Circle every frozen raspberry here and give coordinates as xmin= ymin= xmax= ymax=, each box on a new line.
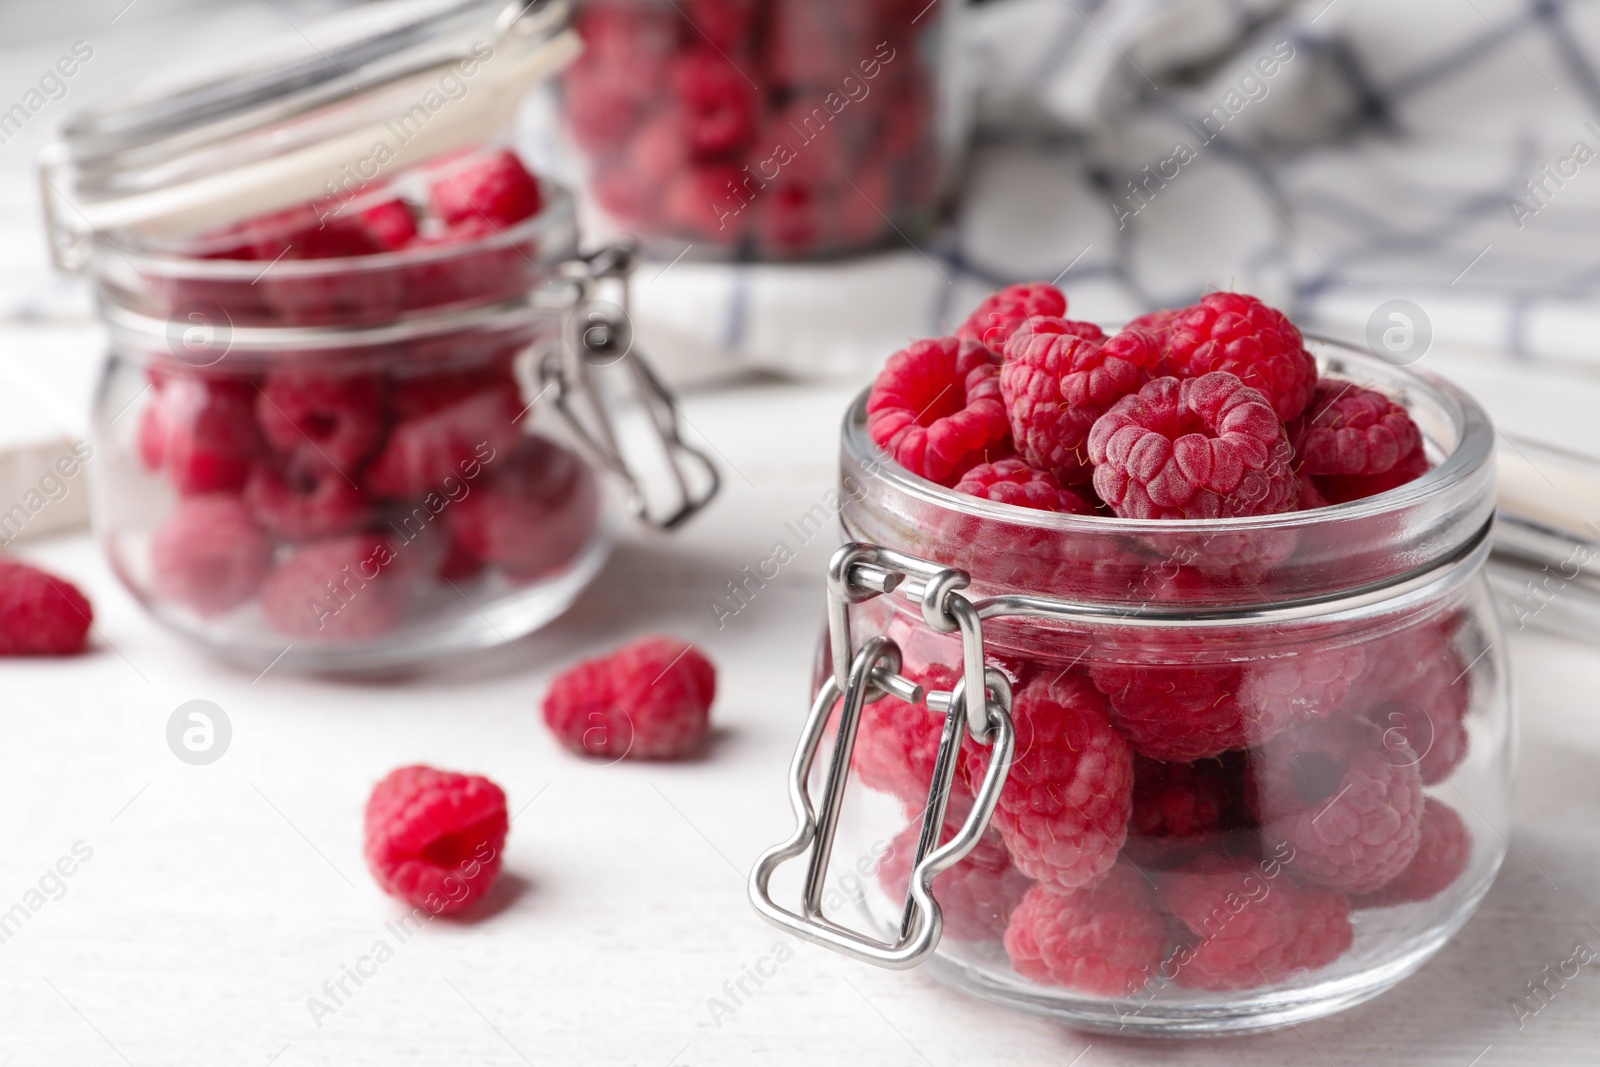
xmin=356 ymin=199 xmax=418 ymax=250
xmin=1091 ymin=650 xmax=1286 ymax=761
xmin=1164 ymin=854 xmax=1353 ymax=990
xmin=1354 ymin=799 xmax=1472 ymax=907
xmin=1316 ymin=441 xmax=1429 ymax=504
xmin=364 ymin=765 xmax=508 ymax=915
xmin=245 ymin=456 xmax=370 ymax=541
xmin=1000 ymin=322 xmax=1161 ymax=486
xmin=1125 ymin=756 xmax=1231 ymax=868
xmin=955 ymin=283 xmax=1068 ymax=352
xmin=256 ymin=370 xmax=386 ymax=473
xmin=1005 ymin=864 xmax=1165 ymax=996
xmin=1089 ymin=373 xmax=1296 ymax=520
xmin=446 ymin=435 xmax=599 ymax=580
xmin=542 ymin=637 xmax=716 ymax=760
xmin=867 ymin=337 xmax=1011 ymax=486
xmin=960 ymin=673 xmax=1133 ymax=892
xmin=853 ymin=664 xmax=964 ymax=808
xmin=150 ymin=495 xmax=272 ymax=617
xmin=366 ymin=373 xmax=522 ymax=500
xmin=154 ymin=378 xmax=263 ymax=495
xmin=429 ymin=150 xmax=545 ymax=228
xmin=1292 ymin=381 xmax=1422 ymax=477
xmin=671 ymin=50 xmax=760 ymax=159
xmin=0 ymin=560 xmax=91 ymax=655
xmin=1352 ymin=623 xmax=1470 ymax=785
xmin=1163 ymin=293 xmax=1317 ymax=422
xmin=953 ymin=459 xmax=1095 ymax=513
xmin=1240 ymin=644 xmax=1367 ymax=724
xmin=1259 ymin=738 xmax=1425 ymax=895
xmin=877 ymin=799 xmax=1031 ymax=941
xmin=260 ymin=534 xmax=411 ymax=641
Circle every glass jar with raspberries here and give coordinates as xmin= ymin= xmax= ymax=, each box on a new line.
xmin=752 ymin=285 xmax=1510 ymax=1035
xmin=559 ymin=0 xmax=966 ymax=259
xmin=45 ymin=0 xmax=716 ymax=671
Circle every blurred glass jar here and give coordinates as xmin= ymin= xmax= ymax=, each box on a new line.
xmin=752 ymin=342 xmax=1511 ymax=1034
xmin=43 ymin=0 xmax=716 ymax=671
xmin=559 ymin=0 xmax=969 ymax=259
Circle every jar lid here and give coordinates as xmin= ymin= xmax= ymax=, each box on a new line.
xmin=41 ymin=0 xmax=579 ymax=266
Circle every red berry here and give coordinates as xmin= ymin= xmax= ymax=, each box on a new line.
xmin=355 ymin=199 xmax=418 ymax=250
xmin=429 ymin=150 xmax=545 ymax=228
xmin=0 ymin=559 xmax=92 ymax=655
xmin=364 ymin=765 xmax=508 ymax=915
xmin=1295 ymin=467 xmax=1329 ymax=510
xmin=150 ymin=495 xmax=273 ymax=617
xmin=155 ymin=378 xmax=263 ymax=495
xmin=1352 ymin=621 xmax=1471 ymax=785
xmin=1163 ymin=854 xmax=1353 ymax=990
xmin=1239 ymin=643 xmax=1367 ymax=724
xmin=961 ymin=672 xmax=1133 ymax=892
xmin=260 ymin=534 xmax=411 ymax=641
xmin=953 ymin=458 xmax=1095 ymax=513
xmin=1316 ymin=440 xmax=1429 ymax=504
xmin=877 ymin=799 xmax=1031 ymax=941
xmin=1163 ymin=293 xmax=1317 ymax=422
xmin=867 ymin=337 xmax=1011 ymax=486
xmin=1091 ymin=654 xmax=1281 ymax=761
xmin=1291 ymin=380 xmax=1423 ymax=477
xmin=1000 ymin=322 xmax=1160 ymax=485
xmin=685 ymin=0 xmax=759 ymax=51
xmin=852 ymin=663 xmax=966 ymax=809
xmin=1354 ymin=798 xmax=1472 ymax=907
xmin=245 ymin=455 xmax=370 ymax=541
xmin=446 ymin=435 xmax=600 ymax=580
xmin=955 ymin=283 xmax=1068 ymax=352
xmin=366 ymin=373 xmax=522 ymax=500
xmin=1005 ymin=864 xmax=1166 ymax=996
xmin=670 ymin=50 xmax=760 ymax=159
xmin=257 ymin=370 xmax=386 ymax=474
xmin=1124 ymin=756 xmax=1232 ymax=868
xmin=1089 ymin=372 xmax=1296 ymax=519
xmin=1124 ymin=307 xmax=1182 ymax=350
xmin=542 ymin=637 xmax=716 ymax=760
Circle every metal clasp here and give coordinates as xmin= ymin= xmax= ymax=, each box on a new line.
xmin=539 ymin=242 xmax=720 ymax=531
xmin=748 ymin=543 xmax=1015 ymax=969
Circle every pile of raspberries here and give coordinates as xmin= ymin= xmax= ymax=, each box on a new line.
xmin=858 ymin=286 xmax=1472 ymax=995
xmin=139 ymin=151 xmax=600 ymax=642
xmin=565 ymin=0 xmax=942 ymax=257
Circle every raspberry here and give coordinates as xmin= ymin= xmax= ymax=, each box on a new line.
xmin=366 ymin=373 xmax=522 ymax=500
xmin=1259 ymin=739 xmax=1425 ymax=895
xmin=952 ymin=459 xmax=1094 ymax=513
xmin=1352 ymin=622 xmax=1470 ymax=785
xmin=753 ymin=177 xmax=831 ymax=256
xmin=955 ymin=283 xmax=1068 ymax=352
xmin=260 ymin=534 xmax=411 ymax=640
xmin=363 ymin=765 xmax=508 ymax=915
xmin=1090 ymin=652 xmax=1285 ymax=761
xmin=961 ymin=673 xmax=1133 ymax=891
xmin=154 ymin=378 xmax=263 ymax=495
xmin=670 ymin=50 xmax=760 ymax=158
xmin=1124 ymin=307 xmax=1181 ymax=351
xmin=1001 ymin=323 xmax=1161 ymax=485
xmin=852 ymin=664 xmax=963 ymax=808
xmin=245 ymin=456 xmax=370 ymax=541
xmin=1354 ymin=798 xmax=1472 ymax=907
xmin=1163 ymin=293 xmax=1317 ymax=422
xmin=867 ymin=337 xmax=1011 ymax=486
xmin=256 ymin=370 xmax=386 ymax=473
xmin=1239 ymin=644 xmax=1367 ymax=724
xmin=0 ymin=560 xmax=92 ymax=655
xmin=1005 ymin=865 xmax=1165 ymax=995
xmin=150 ymin=495 xmax=272 ymax=617
xmin=1125 ymin=756 xmax=1231 ymax=868
xmin=446 ymin=435 xmax=599 ymax=580
xmin=542 ymin=637 xmax=716 ymax=759
xmin=661 ymin=162 xmax=748 ymax=239
xmin=1316 ymin=441 xmax=1429 ymax=504
xmin=1291 ymin=381 xmax=1423 ymax=477
xmin=877 ymin=799 xmax=1031 ymax=941
xmin=356 ymin=199 xmax=418 ymax=250
xmin=1295 ymin=468 xmax=1329 ymax=510
xmin=1164 ymin=854 xmax=1353 ymax=990
xmin=1088 ymin=373 xmax=1296 ymax=520
xmin=685 ymin=0 xmax=758 ymax=52
xmin=429 ymin=150 xmax=545 ymax=228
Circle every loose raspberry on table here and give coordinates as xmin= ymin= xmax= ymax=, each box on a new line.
xmin=1000 ymin=322 xmax=1161 ymax=486
xmin=429 ymin=150 xmax=545 ymax=228
xmin=366 ymin=372 xmax=523 ymax=500
xmin=1091 ymin=656 xmax=1284 ymax=761
xmin=1164 ymin=854 xmax=1353 ymax=990
xmin=1162 ymin=293 xmax=1317 ymax=422
xmin=364 ymin=765 xmax=508 ymax=915
xmin=150 ymin=495 xmax=273 ymax=618
xmin=1005 ymin=864 xmax=1166 ymax=996
xmin=1088 ymin=372 xmax=1297 ymax=520
xmin=1353 ymin=798 xmax=1472 ymax=907
xmin=1291 ymin=380 xmax=1423 ymax=477
xmin=1124 ymin=756 xmax=1232 ymax=868
xmin=446 ymin=435 xmax=599 ymax=580
xmin=955 ymin=283 xmax=1068 ymax=352
xmin=960 ymin=672 xmax=1133 ymax=892
xmin=866 ymin=337 xmax=1012 ymax=486
xmin=153 ymin=378 xmax=263 ymax=495
xmin=1316 ymin=440 xmax=1429 ymax=504
xmin=245 ymin=455 xmax=370 ymax=541
xmin=256 ymin=370 xmax=387 ymax=474
xmin=260 ymin=534 xmax=411 ymax=641
xmin=877 ymin=798 xmax=1031 ymax=941
xmin=542 ymin=637 xmax=716 ymax=760
xmin=953 ymin=458 xmax=1095 ymax=513
xmin=0 ymin=560 xmax=92 ymax=655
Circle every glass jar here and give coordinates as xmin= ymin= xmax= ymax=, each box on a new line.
xmin=751 ymin=340 xmax=1511 ymax=1035
xmin=558 ymin=0 xmax=969 ymax=259
xmin=44 ymin=0 xmax=717 ymax=671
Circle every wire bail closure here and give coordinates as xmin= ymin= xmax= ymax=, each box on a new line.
xmin=749 ymin=542 xmax=1015 ymax=969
